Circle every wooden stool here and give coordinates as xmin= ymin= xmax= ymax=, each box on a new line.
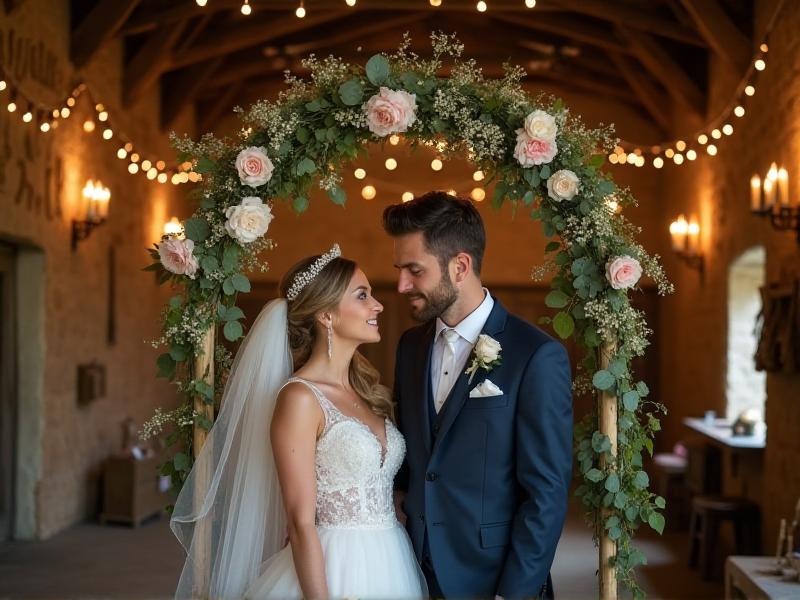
xmin=688 ymin=496 xmax=761 ymax=581
xmin=652 ymin=452 xmax=688 ymax=529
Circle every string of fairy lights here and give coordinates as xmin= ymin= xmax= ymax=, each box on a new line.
xmin=0 ymin=68 xmax=197 ymax=186
xmin=194 ymin=0 xmax=538 ymax=17
xmin=609 ymin=41 xmax=770 ymax=170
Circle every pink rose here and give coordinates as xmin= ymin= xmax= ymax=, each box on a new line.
xmin=606 ymin=256 xmax=642 ymax=290
xmin=235 ymin=146 xmax=274 ymax=187
xmin=514 ymin=129 xmax=557 ymax=167
xmin=364 ymin=87 xmax=417 ymax=137
xmin=159 ymin=238 xmax=199 ymax=279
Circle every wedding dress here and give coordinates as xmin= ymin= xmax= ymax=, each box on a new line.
xmin=245 ymin=377 xmax=426 ymax=599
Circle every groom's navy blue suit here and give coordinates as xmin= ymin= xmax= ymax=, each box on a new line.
xmin=394 ymin=298 xmax=573 ymax=599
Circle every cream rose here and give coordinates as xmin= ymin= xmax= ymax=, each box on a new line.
xmin=475 ymin=334 xmax=502 ymax=363
xmin=523 ymin=110 xmax=557 ymax=141
xmin=159 ymin=238 xmax=199 ymax=279
xmin=606 ymin=256 xmax=643 ymax=290
xmin=547 ymin=169 xmax=580 ymax=202
xmin=364 ymin=87 xmax=417 ymax=137
xmin=514 ymin=130 xmax=558 ymax=167
xmin=235 ymin=146 xmax=274 ymax=188
xmin=225 ymin=197 xmax=274 ymax=244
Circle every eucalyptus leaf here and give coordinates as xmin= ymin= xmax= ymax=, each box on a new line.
xmin=338 ymin=79 xmax=364 ymax=106
xmin=553 ymin=312 xmax=575 ymax=339
xmin=173 ymin=452 xmax=190 ymax=472
xmin=648 ymin=511 xmax=665 ymax=535
xmin=366 ymin=54 xmax=391 ymax=85
xmin=545 ymin=290 xmax=570 ymax=309
xmin=622 ymin=390 xmax=640 ymax=411
xmin=592 ymin=369 xmax=615 ymax=391
xmin=184 ymin=218 xmax=210 ymax=242
xmin=223 ymin=320 xmax=244 ymax=342
xmin=231 ymin=273 xmax=251 ymax=293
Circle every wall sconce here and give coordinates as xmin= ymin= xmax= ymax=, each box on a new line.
xmin=72 ymin=179 xmax=110 ymax=250
xmin=750 ymin=163 xmax=800 ymax=241
xmin=163 ymin=217 xmax=184 ymax=238
xmin=669 ymin=214 xmax=704 ymax=274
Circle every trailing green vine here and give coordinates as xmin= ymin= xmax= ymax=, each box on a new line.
xmin=141 ymin=33 xmax=673 ymax=596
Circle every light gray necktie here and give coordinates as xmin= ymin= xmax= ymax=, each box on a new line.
xmin=435 ymin=328 xmax=461 ymax=413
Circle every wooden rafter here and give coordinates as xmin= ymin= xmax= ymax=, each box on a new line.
xmin=616 ymin=26 xmax=705 ymax=119
xmin=551 ymin=0 xmax=706 ymax=47
xmin=198 ymin=81 xmax=244 ymax=133
xmin=609 ymin=51 xmax=670 ymax=132
xmin=162 ymin=58 xmax=224 ymax=128
xmin=168 ymin=11 xmax=346 ymax=71
xmin=124 ymin=21 xmax=190 ymax=107
xmin=492 ymin=13 xmax=633 ymax=55
xmin=71 ymin=0 xmax=141 ymax=68
xmin=679 ymin=0 xmax=752 ymax=73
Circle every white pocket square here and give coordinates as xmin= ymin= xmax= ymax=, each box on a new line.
xmin=469 ymin=379 xmax=503 ymax=398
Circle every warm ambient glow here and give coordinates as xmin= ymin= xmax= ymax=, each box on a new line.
xmin=164 ymin=217 xmax=183 ymax=236
xmin=83 ymin=180 xmax=111 ymax=221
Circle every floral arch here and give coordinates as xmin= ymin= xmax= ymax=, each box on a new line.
xmin=144 ymin=34 xmax=673 ymax=598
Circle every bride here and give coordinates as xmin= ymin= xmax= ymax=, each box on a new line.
xmin=171 ymin=244 xmax=426 ymax=599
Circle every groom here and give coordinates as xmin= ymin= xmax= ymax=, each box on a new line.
xmin=384 ymin=192 xmax=573 ymax=599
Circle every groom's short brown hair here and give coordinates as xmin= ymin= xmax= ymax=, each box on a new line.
xmin=382 ymin=191 xmax=486 ymax=275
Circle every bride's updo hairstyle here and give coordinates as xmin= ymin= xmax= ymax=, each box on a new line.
xmin=279 ymin=254 xmax=393 ymax=420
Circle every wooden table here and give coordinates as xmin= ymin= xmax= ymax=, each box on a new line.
xmin=683 ymin=417 xmax=765 ymax=501
xmin=725 ymin=556 xmax=800 ymax=599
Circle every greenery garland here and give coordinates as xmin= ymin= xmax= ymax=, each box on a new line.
xmin=141 ymin=33 xmax=674 ymax=596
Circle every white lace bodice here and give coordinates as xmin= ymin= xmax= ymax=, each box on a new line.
xmin=283 ymin=378 xmax=405 ymax=530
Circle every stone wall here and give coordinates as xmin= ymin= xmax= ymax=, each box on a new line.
xmin=1 ymin=0 xmax=187 ymax=539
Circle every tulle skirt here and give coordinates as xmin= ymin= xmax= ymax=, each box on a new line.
xmin=244 ymin=523 xmax=427 ymax=599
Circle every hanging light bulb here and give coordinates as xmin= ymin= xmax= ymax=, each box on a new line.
xmin=675 ymin=140 xmax=686 ymax=151
xmin=0 ymin=80 xmax=6 ymax=91
xmin=171 ymin=174 xmax=181 ymax=185
xmin=156 ymin=160 xmax=166 ymax=171
xmin=477 ymin=1 xmax=487 ymax=11
xmin=22 ymin=111 xmax=33 ymax=122
xmin=141 ymin=159 xmax=152 ymax=171
xmin=389 ymin=134 xmax=400 ymax=145
xmin=196 ymin=0 xmax=208 ymax=5
xmin=697 ymin=134 xmax=708 ymax=145
xmin=734 ymin=105 xmax=745 ymax=117
xmin=117 ymin=148 xmax=127 ymax=159
xmin=361 ymin=185 xmax=376 ymax=200
xmin=608 ymin=154 xmax=619 ymax=164
xmin=102 ymin=128 xmax=113 ymax=140
xmin=431 ymin=158 xmax=443 ymax=171
xmin=653 ymin=157 xmax=664 ymax=169
xmin=745 ymin=85 xmax=755 ymax=96
xmin=385 ymin=158 xmax=398 ymax=170
xmin=7 ymin=101 xmax=16 ymax=113
xmin=128 ymin=163 xmax=139 ymax=174
xmin=525 ymin=0 xmax=536 ymax=7
xmin=470 ymin=187 xmax=486 ymax=202
xmin=402 ymin=191 xmax=414 ymax=202
xmin=711 ymin=128 xmax=722 ymax=139
xmin=429 ymin=0 xmax=442 ymax=5
xmin=673 ymin=153 xmax=684 ymax=165
xmin=295 ymin=1 xmax=305 ymax=18
xmin=66 ymin=97 xmax=76 ymax=107
xmin=60 ymin=107 xmax=70 ymax=118
xmin=665 ymin=148 xmax=675 ymax=158
xmin=447 ymin=189 xmax=457 ymax=196
xmin=98 ymin=111 xmax=108 ymax=122
xmin=707 ymin=144 xmax=718 ymax=156
xmin=147 ymin=168 xmax=158 ymax=180
xmin=346 ymin=0 xmax=357 ymax=5
xmin=473 ymin=170 xmax=484 ymax=181
xmin=124 ymin=142 xmax=133 ymax=152
xmin=722 ymin=124 xmax=734 ymax=136
xmin=354 ymin=168 xmax=366 ymax=179
xmin=157 ymin=173 xmax=168 ymax=184
xmin=754 ymin=58 xmax=766 ymax=71
xmin=83 ymin=120 xmax=96 ymax=132
xmin=40 ymin=122 xmax=50 ymax=132
xmin=241 ymin=0 xmax=252 ymax=15
xmin=687 ymin=150 xmax=697 ymax=161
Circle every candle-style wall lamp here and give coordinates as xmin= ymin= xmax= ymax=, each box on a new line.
xmin=72 ymin=179 xmax=110 ymax=250
xmin=669 ymin=214 xmax=704 ymax=274
xmin=750 ymin=162 xmax=800 ymax=241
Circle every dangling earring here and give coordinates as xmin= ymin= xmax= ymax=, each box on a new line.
xmin=327 ymin=321 xmax=333 ymax=359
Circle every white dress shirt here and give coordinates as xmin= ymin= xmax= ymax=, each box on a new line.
xmin=431 ymin=289 xmax=495 ymax=413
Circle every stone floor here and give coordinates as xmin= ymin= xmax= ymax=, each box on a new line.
xmin=0 ymin=500 xmax=723 ymax=599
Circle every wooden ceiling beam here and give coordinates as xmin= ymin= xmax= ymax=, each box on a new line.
xmin=162 ymin=58 xmax=224 ymax=128
xmin=169 ymin=11 xmax=346 ymax=71
xmin=71 ymin=0 xmax=141 ymax=68
xmin=551 ymin=0 xmax=706 ymax=47
xmin=198 ymin=81 xmax=244 ymax=133
xmin=123 ymin=20 xmax=189 ymax=107
xmin=492 ymin=13 xmax=633 ymax=55
xmin=616 ymin=26 xmax=705 ymax=119
xmin=609 ymin=50 xmax=670 ymax=132
xmin=678 ymin=0 xmax=752 ymax=73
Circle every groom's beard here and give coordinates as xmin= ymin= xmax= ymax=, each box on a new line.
xmin=407 ymin=275 xmax=457 ymax=322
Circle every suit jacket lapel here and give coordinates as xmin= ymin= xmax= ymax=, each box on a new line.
xmin=432 ymin=299 xmax=508 ymax=455
xmin=415 ymin=322 xmax=435 ymax=457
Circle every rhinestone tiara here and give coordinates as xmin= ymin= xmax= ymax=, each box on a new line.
xmin=286 ymin=243 xmax=342 ymax=301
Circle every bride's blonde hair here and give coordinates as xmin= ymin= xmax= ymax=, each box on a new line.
xmin=279 ymin=255 xmax=394 ymax=420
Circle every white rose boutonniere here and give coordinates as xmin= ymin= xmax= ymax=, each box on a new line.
xmin=465 ymin=334 xmax=502 ymax=383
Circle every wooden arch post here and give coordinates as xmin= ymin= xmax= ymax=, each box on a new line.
xmin=598 ymin=337 xmax=618 ymax=600
xmin=192 ymin=324 xmax=216 ymax=598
